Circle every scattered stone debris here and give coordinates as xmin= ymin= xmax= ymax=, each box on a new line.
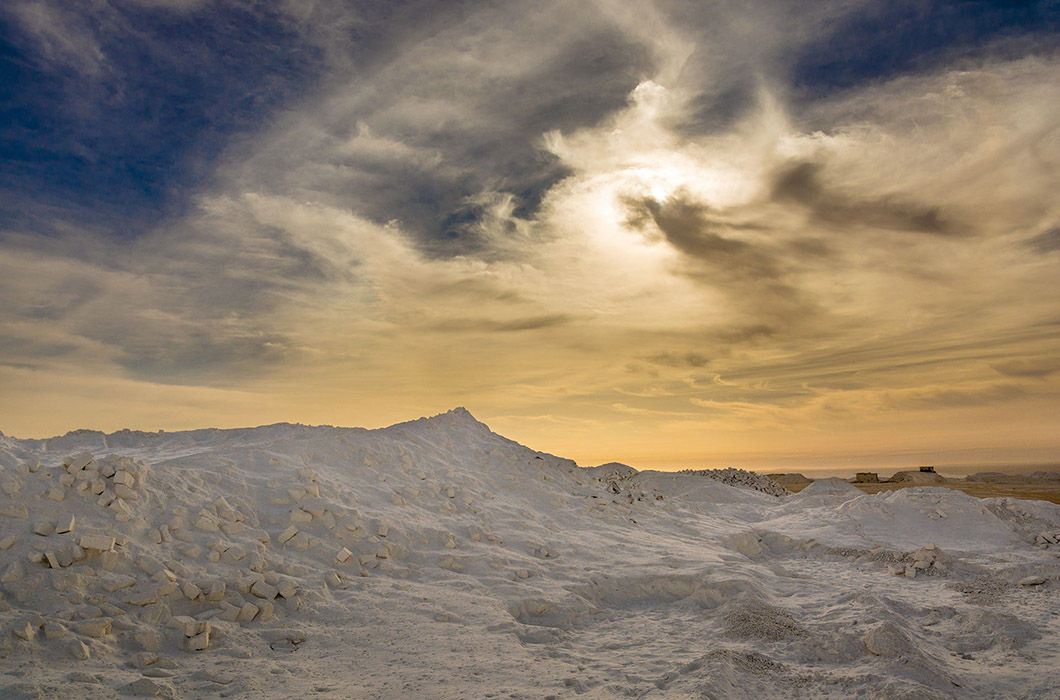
xmin=680 ymin=468 xmax=789 ymax=497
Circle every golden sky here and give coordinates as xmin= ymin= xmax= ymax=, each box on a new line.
xmin=1 ymin=2 xmax=1058 ymax=469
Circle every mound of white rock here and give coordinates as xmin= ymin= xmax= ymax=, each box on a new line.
xmin=680 ymin=468 xmax=789 ymax=497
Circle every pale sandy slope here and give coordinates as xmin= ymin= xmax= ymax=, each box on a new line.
xmin=0 ymin=408 xmax=1057 ymax=699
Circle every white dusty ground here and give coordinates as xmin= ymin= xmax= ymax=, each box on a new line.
xmin=0 ymin=408 xmax=1058 ymax=699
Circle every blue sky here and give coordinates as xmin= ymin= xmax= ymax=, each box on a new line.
xmin=1 ymin=0 xmax=1058 ymax=468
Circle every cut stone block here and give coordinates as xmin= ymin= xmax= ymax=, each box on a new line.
xmin=45 ymin=551 xmax=62 ymax=569
xmin=0 ymin=503 xmax=28 ymax=520
xmin=278 ymin=526 xmax=299 ymax=544
xmin=185 ymin=630 xmax=210 ymax=651
xmin=289 ymin=509 xmax=313 ymax=525
xmin=220 ymin=521 xmax=245 ymax=537
xmin=258 ymin=600 xmax=275 ymax=622
xmin=56 ymin=515 xmax=75 ymax=534
xmin=134 ymin=651 xmax=159 ymax=668
xmin=277 ymin=581 xmax=298 ymax=599
xmin=33 ymin=521 xmax=54 ymax=536
xmin=109 ymin=498 xmax=134 ymax=522
xmin=104 ymin=574 xmax=137 ymax=592
xmin=55 ymin=548 xmax=75 ymax=568
xmin=70 ymin=640 xmax=91 ymax=660
xmin=335 ymin=547 xmax=353 ymax=564
xmin=113 ymin=484 xmax=138 ymax=501
xmin=43 ymin=621 xmax=68 ymax=639
xmin=181 ymin=581 xmax=202 ymax=600
xmin=12 ymin=621 xmax=35 ymax=641
xmin=112 ymin=470 xmax=135 ymax=488
xmin=236 ymin=602 xmax=259 ymax=622
xmin=64 ymin=453 xmax=94 ymax=473
xmin=59 ymin=474 xmax=75 ymax=487
xmin=250 ymin=580 xmax=277 ymax=600
xmin=75 ymin=617 xmax=111 ymax=638
xmin=79 ymin=534 xmax=115 ymax=552
xmin=206 ymin=581 xmax=226 ymax=602
xmin=183 ymin=620 xmax=211 ymax=638
xmin=0 ymin=535 xmax=17 ymax=550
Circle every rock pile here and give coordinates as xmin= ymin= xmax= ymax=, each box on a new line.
xmin=680 ymin=469 xmax=789 ymax=497
xmin=886 ymin=543 xmax=943 ymax=579
xmin=1034 ymin=531 xmax=1060 ymax=548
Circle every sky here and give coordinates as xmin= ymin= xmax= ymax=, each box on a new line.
xmin=1 ymin=0 xmax=1058 ymax=471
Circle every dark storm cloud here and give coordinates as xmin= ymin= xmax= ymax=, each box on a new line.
xmin=644 ymin=352 xmax=712 ymax=368
xmin=244 ymin=16 xmax=656 ymax=257
xmin=428 ymin=314 xmax=575 ymax=333
xmin=624 ymin=194 xmax=816 ymax=321
xmin=992 ymin=358 xmax=1060 ymax=379
xmin=1026 ymin=227 xmax=1060 ymax=253
xmin=771 ymin=161 xmax=952 ymax=234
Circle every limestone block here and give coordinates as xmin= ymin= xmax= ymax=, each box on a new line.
xmin=1020 ymin=575 xmax=1047 ymax=586
xmin=140 ymin=603 xmax=171 ymax=626
xmin=45 ymin=551 xmax=62 ymax=569
xmin=64 ymin=453 xmax=94 ymax=473
xmin=113 ymin=484 xmax=138 ymax=501
xmin=222 ymin=546 xmax=246 ymax=562
xmin=206 ymin=581 xmax=226 ymax=602
xmin=59 ymin=474 xmax=75 ymax=487
xmin=289 ymin=509 xmax=313 ymax=525
xmin=182 ymin=581 xmax=202 ymax=600
xmin=376 ymin=524 xmax=389 ymax=538
xmin=156 ymin=581 xmax=179 ymax=597
xmin=55 ymin=549 xmax=75 ymax=568
xmin=220 ymin=521 xmax=245 ymax=537
xmin=289 ymin=532 xmax=311 ymax=551
xmin=79 ymin=534 xmax=115 ymax=552
xmin=218 ymin=602 xmax=241 ymax=621
xmin=278 ymin=526 xmax=299 ymax=544
xmin=33 ymin=520 xmax=55 ymax=536
xmin=12 ymin=621 xmax=36 ymax=641
xmin=183 ymin=620 xmax=211 ymax=638
xmin=133 ymin=651 xmax=159 ymax=668
xmin=126 ymin=592 xmax=159 ymax=607
xmin=99 ymin=460 xmax=115 ymax=478
xmin=112 ymin=470 xmax=135 ymax=488
xmin=335 ymin=547 xmax=353 ymax=564
xmin=104 ymin=574 xmax=137 ymax=592
xmin=185 ymin=630 xmax=210 ymax=651
xmin=43 ymin=621 xmax=68 ymax=639
xmin=0 ymin=503 xmax=28 ymax=519
xmin=56 ymin=515 xmax=75 ymax=534
xmin=70 ymin=640 xmax=91 ymax=660
xmin=258 ymin=600 xmax=275 ymax=622
xmin=109 ymin=498 xmax=133 ymax=522
xmin=75 ymin=618 xmax=111 ymax=638
xmin=236 ymin=602 xmax=259 ymax=622
xmin=277 ymin=581 xmax=298 ymax=599
xmin=300 ymin=497 xmax=327 ymax=518
xmin=250 ymin=580 xmax=277 ymax=600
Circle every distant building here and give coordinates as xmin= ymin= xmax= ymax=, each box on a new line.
xmin=919 ymin=466 xmax=936 ymax=473
xmin=855 ymin=472 xmax=880 ymax=483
